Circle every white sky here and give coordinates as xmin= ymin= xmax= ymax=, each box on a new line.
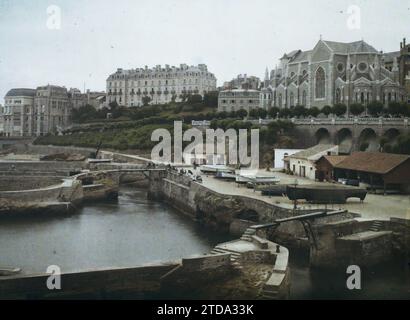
xmin=0 ymin=0 xmax=409 ymax=103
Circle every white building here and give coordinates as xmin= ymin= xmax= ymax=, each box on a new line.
xmin=218 ymin=89 xmax=260 ymax=112
xmin=183 ymin=143 xmax=225 ymax=165
xmin=274 ymin=148 xmax=303 ymax=169
xmin=106 ymin=64 xmax=217 ymax=107
xmin=285 ymin=144 xmax=339 ymax=180
xmin=2 ymin=86 xmax=72 ymax=137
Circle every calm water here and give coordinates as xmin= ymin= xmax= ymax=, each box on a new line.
xmin=289 ymin=250 xmax=410 ymax=299
xmin=0 ymin=187 xmax=408 ymax=299
xmin=0 ymin=187 xmax=225 ymax=274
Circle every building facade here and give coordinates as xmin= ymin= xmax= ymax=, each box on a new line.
xmin=223 ymin=74 xmax=261 ymax=90
xmin=2 ymin=85 xmax=72 ymax=137
xmin=106 ymin=64 xmax=217 ymax=107
xmin=285 ymin=144 xmax=339 ymax=180
xmin=218 ymin=89 xmax=260 ymax=112
xmin=260 ymin=39 xmax=408 ymax=110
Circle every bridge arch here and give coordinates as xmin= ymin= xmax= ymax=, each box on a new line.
xmin=383 ymin=128 xmax=401 ymax=139
xmin=358 ymin=128 xmax=378 ymax=151
xmin=336 ymin=128 xmax=353 ymax=154
xmin=315 ymin=128 xmax=331 ymax=144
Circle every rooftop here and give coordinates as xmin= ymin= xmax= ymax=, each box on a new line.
xmin=5 ymin=88 xmax=36 ymax=98
xmin=317 ymin=155 xmax=348 ymax=166
xmin=322 ymin=40 xmax=379 ymax=54
xmin=334 ymin=152 xmax=410 ymax=174
xmin=288 ymin=144 xmax=337 ymax=160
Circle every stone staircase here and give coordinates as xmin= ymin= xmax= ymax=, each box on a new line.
xmin=210 ymin=246 xmax=243 ymax=271
xmin=260 ymin=287 xmax=279 ymax=300
xmin=369 ymin=220 xmax=383 ymax=232
xmin=240 ymin=227 xmax=257 ymax=241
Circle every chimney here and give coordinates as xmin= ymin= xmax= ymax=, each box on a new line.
xmin=404 ymin=38 xmax=406 ymax=47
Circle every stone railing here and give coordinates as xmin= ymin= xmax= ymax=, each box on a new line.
xmin=236 ymin=117 xmax=408 ymax=127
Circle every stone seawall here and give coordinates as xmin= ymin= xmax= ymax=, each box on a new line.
xmin=0 ymin=263 xmax=178 ymax=299
xmin=16 ymin=144 xmax=96 ymax=157
xmin=149 ymin=171 xmax=310 ymax=240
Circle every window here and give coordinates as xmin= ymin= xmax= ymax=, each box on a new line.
xmin=358 ymin=62 xmax=368 ymax=73
xmin=289 ymin=92 xmax=294 ymax=107
xmin=336 ymin=88 xmax=341 ymax=103
xmin=337 ymin=63 xmax=344 ymax=73
xmin=302 ymin=90 xmax=307 ymax=106
xmin=315 ymin=67 xmax=325 ymax=99
xmin=278 ymin=94 xmax=283 ymax=108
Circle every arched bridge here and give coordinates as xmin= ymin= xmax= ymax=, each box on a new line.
xmin=290 ymin=117 xmax=409 ymax=152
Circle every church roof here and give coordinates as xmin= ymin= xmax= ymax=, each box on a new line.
xmin=290 ymin=50 xmax=312 ymax=63
xmin=383 ymin=51 xmax=400 ymax=63
xmin=281 ymin=50 xmax=301 ymax=60
xmin=323 ymin=40 xmax=378 ymax=54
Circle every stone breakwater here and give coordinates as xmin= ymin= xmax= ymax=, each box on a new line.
xmin=147 ymin=170 xmax=410 ymax=269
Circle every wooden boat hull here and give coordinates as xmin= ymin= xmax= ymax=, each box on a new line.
xmin=286 ymin=185 xmax=367 ymax=204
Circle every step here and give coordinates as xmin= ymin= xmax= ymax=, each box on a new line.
xmin=210 ymin=249 xmax=230 ymax=255
xmin=244 ymin=229 xmax=256 ymax=235
xmin=214 ymin=247 xmax=241 ymax=256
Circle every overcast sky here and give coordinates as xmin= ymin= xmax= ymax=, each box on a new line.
xmin=0 ymin=0 xmax=409 ymax=102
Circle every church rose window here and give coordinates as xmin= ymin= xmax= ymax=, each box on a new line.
xmin=358 ymin=62 xmax=368 ymax=73
xmin=315 ymin=67 xmax=325 ymax=99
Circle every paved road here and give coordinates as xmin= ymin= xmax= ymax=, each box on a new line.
xmin=197 ymin=169 xmax=410 ymax=221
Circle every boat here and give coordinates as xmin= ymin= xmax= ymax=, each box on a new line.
xmin=236 ymin=173 xmax=280 ymax=185
xmin=199 ymin=165 xmax=234 ymax=174
xmin=260 ymin=185 xmax=288 ymax=196
xmin=215 ymin=170 xmax=237 ymax=180
xmin=0 ymin=268 xmax=22 ymax=276
xmin=286 ymin=185 xmax=367 ymax=204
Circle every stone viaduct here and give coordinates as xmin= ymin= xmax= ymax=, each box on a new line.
xmin=289 ymin=117 xmax=409 ymax=152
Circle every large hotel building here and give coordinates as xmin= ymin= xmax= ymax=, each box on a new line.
xmin=2 ymin=85 xmax=72 ymax=137
xmin=106 ymin=64 xmax=217 ymax=107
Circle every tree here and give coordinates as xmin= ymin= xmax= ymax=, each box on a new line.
xmin=307 ymin=106 xmax=320 ymax=118
xmin=332 ymin=103 xmax=347 ymax=117
xmin=216 ymin=111 xmax=228 ymax=119
xmin=268 ymin=107 xmax=280 ymax=118
xmin=405 ymin=103 xmax=410 ymax=117
xmin=279 ymin=108 xmax=292 ymax=118
xmin=187 ymin=94 xmax=203 ymax=104
xmin=142 ymin=96 xmax=152 ymax=106
xmin=322 ymin=105 xmax=332 ymax=116
xmin=367 ymin=101 xmax=384 ymax=117
xmin=237 ymin=109 xmax=248 ymax=119
xmin=203 ymin=91 xmax=218 ymax=108
xmin=249 ymin=109 xmax=259 ymax=119
xmin=108 ymin=101 xmax=119 ymax=110
xmin=392 ymin=134 xmax=410 ymax=154
xmin=349 ymin=103 xmax=365 ymax=116
xmin=387 ymin=102 xmax=407 ymax=116
xmin=257 ymin=108 xmax=268 ymax=119
xmin=293 ymin=105 xmax=307 ymax=118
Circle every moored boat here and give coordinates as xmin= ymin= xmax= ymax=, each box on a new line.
xmin=0 ymin=268 xmax=21 ymax=276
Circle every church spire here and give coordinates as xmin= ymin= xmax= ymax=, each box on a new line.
xmin=264 ymin=67 xmax=269 ymax=81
